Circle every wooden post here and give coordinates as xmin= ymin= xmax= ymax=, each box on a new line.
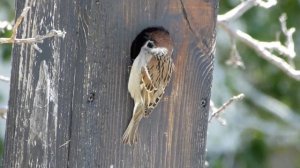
xmin=4 ymin=0 xmax=217 ymax=167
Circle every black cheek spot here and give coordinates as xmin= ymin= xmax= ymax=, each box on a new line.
xmin=147 ymin=41 xmax=154 ymax=48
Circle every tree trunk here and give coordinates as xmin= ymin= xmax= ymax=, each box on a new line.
xmin=4 ymin=0 xmax=217 ymax=167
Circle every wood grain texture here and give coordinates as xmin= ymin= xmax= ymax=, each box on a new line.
xmin=4 ymin=0 xmax=217 ymax=167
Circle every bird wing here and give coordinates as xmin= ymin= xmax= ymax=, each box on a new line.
xmin=140 ymin=56 xmax=174 ymax=116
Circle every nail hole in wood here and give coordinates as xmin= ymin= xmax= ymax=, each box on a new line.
xmin=87 ymin=92 xmax=96 ymax=103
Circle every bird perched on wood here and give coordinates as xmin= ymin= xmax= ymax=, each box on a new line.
xmin=122 ymin=27 xmax=174 ymax=145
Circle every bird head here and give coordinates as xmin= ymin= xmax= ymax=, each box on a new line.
xmin=130 ymin=27 xmax=173 ymax=61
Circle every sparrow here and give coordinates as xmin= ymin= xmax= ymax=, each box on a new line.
xmin=122 ymin=27 xmax=174 ymax=145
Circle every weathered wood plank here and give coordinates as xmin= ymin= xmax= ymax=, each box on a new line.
xmin=4 ymin=0 xmax=217 ymax=167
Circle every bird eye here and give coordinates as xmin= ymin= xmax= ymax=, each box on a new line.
xmin=147 ymin=41 xmax=154 ymax=48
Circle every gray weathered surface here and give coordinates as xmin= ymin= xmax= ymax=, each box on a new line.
xmin=4 ymin=0 xmax=217 ymax=167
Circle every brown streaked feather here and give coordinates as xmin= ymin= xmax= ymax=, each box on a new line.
xmin=144 ymin=92 xmax=164 ymax=116
xmin=140 ymin=55 xmax=174 ymax=116
xmin=141 ymin=66 xmax=157 ymax=92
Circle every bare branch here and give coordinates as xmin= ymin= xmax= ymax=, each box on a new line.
xmin=218 ymin=0 xmax=300 ymax=80
xmin=0 ymin=6 xmax=66 ymax=52
xmin=0 ymin=29 xmax=66 ymax=45
xmin=218 ymin=0 xmax=277 ymax=22
xmin=0 ymin=75 xmax=10 ymax=83
xmin=279 ymin=13 xmax=296 ymax=59
xmin=256 ymin=0 xmax=277 ymax=8
xmin=209 ymin=94 xmax=245 ymax=125
xmin=219 ymin=22 xmax=300 ymax=81
xmin=11 ymin=7 xmax=30 ymax=39
xmin=13 ymin=29 xmax=66 ymax=44
xmin=0 ymin=7 xmax=30 ymax=44
xmin=259 ymin=41 xmax=294 ymax=58
xmin=218 ymin=0 xmax=256 ymax=22
xmin=209 ymin=101 xmax=227 ymax=125
xmin=226 ymin=41 xmax=245 ymax=69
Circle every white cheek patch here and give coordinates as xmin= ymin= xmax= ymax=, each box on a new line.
xmin=150 ymin=47 xmax=168 ymax=57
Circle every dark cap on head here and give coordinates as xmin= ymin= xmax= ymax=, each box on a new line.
xmin=130 ymin=27 xmax=173 ymax=61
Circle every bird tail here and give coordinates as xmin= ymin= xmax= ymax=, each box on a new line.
xmin=122 ymin=103 xmax=144 ymax=145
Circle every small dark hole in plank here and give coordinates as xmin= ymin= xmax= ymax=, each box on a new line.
xmin=201 ymin=99 xmax=207 ymax=108
xmin=87 ymin=92 xmax=96 ymax=103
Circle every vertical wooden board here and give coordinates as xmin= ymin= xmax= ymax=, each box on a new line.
xmin=130 ymin=1 xmax=216 ymax=167
xmin=67 ymin=0 xmax=133 ymax=167
xmin=55 ymin=0 xmax=83 ymax=167
xmin=4 ymin=0 xmax=82 ymax=167
xmin=67 ymin=0 xmax=217 ymax=168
